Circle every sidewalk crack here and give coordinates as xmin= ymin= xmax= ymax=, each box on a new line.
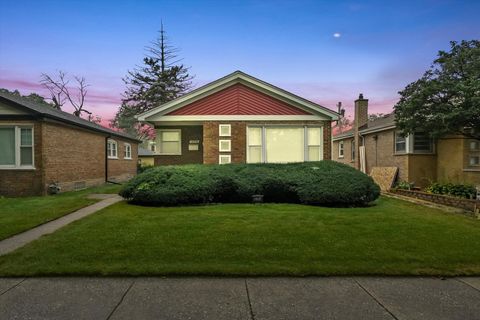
xmin=244 ymin=279 xmax=256 ymax=320
xmin=354 ymin=279 xmax=399 ymax=320
xmin=0 ymin=278 xmax=26 ymax=296
xmin=106 ymin=279 xmax=135 ymax=320
xmin=455 ymin=278 xmax=480 ymax=293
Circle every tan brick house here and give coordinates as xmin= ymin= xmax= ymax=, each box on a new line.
xmin=136 ymin=71 xmax=339 ymax=165
xmin=0 ymin=92 xmax=140 ymax=196
xmin=332 ymin=94 xmax=480 ymax=188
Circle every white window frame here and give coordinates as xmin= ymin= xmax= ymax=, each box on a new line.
xmin=411 ymin=131 xmax=434 ymax=154
xmin=338 ymin=141 xmax=344 ymax=158
xmin=351 ymin=139 xmax=355 ymax=160
xmin=219 ymin=124 xmax=231 ymax=137
xmin=107 ymin=139 xmax=118 ymax=159
xmin=306 ymin=126 xmax=323 ymax=162
xmin=124 ymin=143 xmax=132 ymax=160
xmin=219 ymin=154 xmax=231 ymax=164
xmin=394 ymin=131 xmax=407 ymax=154
xmin=0 ymin=125 xmax=35 ymax=170
xmin=219 ymin=139 xmax=231 ymax=152
xmin=246 ymin=125 xmax=324 ymax=163
xmin=158 ymin=129 xmax=182 ymax=155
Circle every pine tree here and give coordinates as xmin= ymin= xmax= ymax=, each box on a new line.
xmin=112 ymin=23 xmax=193 ymax=139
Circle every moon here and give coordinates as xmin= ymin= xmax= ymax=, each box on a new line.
xmin=333 ymin=32 xmax=341 ymax=38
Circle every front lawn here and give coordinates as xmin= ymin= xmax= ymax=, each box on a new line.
xmin=0 ymin=184 xmax=122 ymax=240
xmin=0 ymin=196 xmax=479 ymax=276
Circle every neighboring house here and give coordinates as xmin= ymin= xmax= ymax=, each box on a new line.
xmin=136 ymin=71 xmax=339 ymax=165
xmin=138 ymin=147 xmax=155 ymax=166
xmin=332 ymin=94 xmax=480 ymax=187
xmin=0 ymin=92 xmax=140 ymax=197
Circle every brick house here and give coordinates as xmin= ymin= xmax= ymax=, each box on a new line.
xmin=0 ymin=92 xmax=140 ymax=197
xmin=332 ymin=94 xmax=480 ymax=188
xmin=136 ymin=71 xmax=339 ymax=165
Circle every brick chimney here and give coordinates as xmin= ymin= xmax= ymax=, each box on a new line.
xmin=354 ymin=93 xmax=368 ymax=129
xmin=354 ymin=94 xmax=368 ymax=170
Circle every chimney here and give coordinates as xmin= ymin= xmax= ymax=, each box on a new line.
xmin=354 ymin=93 xmax=368 ymax=170
xmin=354 ymin=93 xmax=368 ymax=129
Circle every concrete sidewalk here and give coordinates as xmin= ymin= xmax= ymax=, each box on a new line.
xmin=0 ymin=194 xmax=122 ymax=256
xmin=0 ymin=277 xmax=479 ymax=320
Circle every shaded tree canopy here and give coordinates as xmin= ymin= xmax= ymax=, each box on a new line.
xmin=0 ymin=88 xmax=53 ymax=108
xmin=112 ymin=23 xmax=193 ymax=140
xmin=394 ymin=40 xmax=480 ymax=140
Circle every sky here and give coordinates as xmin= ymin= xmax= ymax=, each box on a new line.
xmin=0 ymin=0 xmax=479 ymax=125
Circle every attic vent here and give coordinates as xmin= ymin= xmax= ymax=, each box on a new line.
xmin=74 ymin=181 xmax=86 ymax=191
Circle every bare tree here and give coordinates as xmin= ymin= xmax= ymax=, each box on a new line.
xmin=40 ymin=71 xmax=90 ymax=117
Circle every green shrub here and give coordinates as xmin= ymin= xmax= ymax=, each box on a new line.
xmin=395 ymin=181 xmax=414 ymax=190
xmin=425 ymin=182 xmax=477 ymax=199
xmin=120 ymin=161 xmax=381 ymax=206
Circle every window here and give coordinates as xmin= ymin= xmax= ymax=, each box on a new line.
xmin=338 ymin=141 xmax=344 ymax=158
xmin=158 ymin=129 xmax=181 ymax=155
xmin=247 ymin=127 xmax=263 ymax=163
xmin=413 ymin=132 xmax=433 ymax=153
xmin=467 ymin=139 xmax=480 ymax=168
xmin=307 ymin=127 xmax=322 ymax=161
xmin=265 ymin=127 xmax=304 ymax=163
xmin=124 ymin=143 xmax=132 ymax=159
xmin=219 ymin=140 xmax=231 ymax=152
xmin=351 ymin=140 xmax=355 ymax=160
xmin=0 ymin=126 xmax=34 ymax=169
xmin=107 ymin=139 xmax=118 ymax=159
xmin=247 ymin=126 xmax=323 ymax=163
xmin=219 ymin=154 xmax=231 ymax=164
xmin=395 ymin=131 xmax=406 ymax=153
xmin=219 ymin=124 xmax=231 ymax=137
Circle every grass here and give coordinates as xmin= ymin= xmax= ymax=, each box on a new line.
xmin=0 ymin=183 xmax=122 ymax=240
xmin=0 ymin=196 xmax=479 ymax=276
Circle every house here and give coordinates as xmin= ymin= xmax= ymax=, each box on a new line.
xmin=332 ymin=94 xmax=480 ymax=188
xmin=0 ymin=92 xmax=140 ymax=197
xmin=136 ymin=71 xmax=339 ymax=165
xmin=138 ymin=147 xmax=155 ymax=167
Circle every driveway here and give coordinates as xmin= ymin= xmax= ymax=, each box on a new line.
xmin=1 ymin=277 xmax=479 ymax=319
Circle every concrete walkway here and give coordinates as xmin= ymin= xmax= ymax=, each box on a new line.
xmin=0 ymin=194 xmax=122 ymax=256
xmin=0 ymin=277 xmax=479 ymax=320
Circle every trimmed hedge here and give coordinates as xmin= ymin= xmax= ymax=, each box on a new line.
xmin=120 ymin=161 xmax=380 ymax=206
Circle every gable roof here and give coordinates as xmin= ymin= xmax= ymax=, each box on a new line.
xmin=0 ymin=91 xmax=140 ymax=142
xmin=136 ymin=70 xmax=339 ymax=121
xmin=332 ymin=113 xmax=396 ymax=141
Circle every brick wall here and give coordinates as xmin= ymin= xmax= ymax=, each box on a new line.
xmin=332 ymin=138 xmax=355 ymax=167
xmin=0 ymin=120 xmax=44 ymax=196
xmin=391 ymin=189 xmax=479 ymax=216
xmin=363 ymin=129 xmax=409 ymax=182
xmin=0 ymin=118 xmax=138 ymax=196
xmin=154 ymin=125 xmax=203 ymax=165
xmin=107 ymin=137 xmax=138 ymax=182
xmin=203 ymin=121 xmax=247 ymax=164
xmin=42 ymin=120 xmax=106 ymax=192
xmin=203 ymin=120 xmax=331 ymax=165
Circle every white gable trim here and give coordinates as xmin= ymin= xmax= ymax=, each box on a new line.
xmin=136 ymin=71 xmax=339 ymax=121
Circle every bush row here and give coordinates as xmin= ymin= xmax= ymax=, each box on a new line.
xmin=120 ymin=161 xmax=381 ymax=206
xmin=425 ymin=182 xmax=477 ymax=199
